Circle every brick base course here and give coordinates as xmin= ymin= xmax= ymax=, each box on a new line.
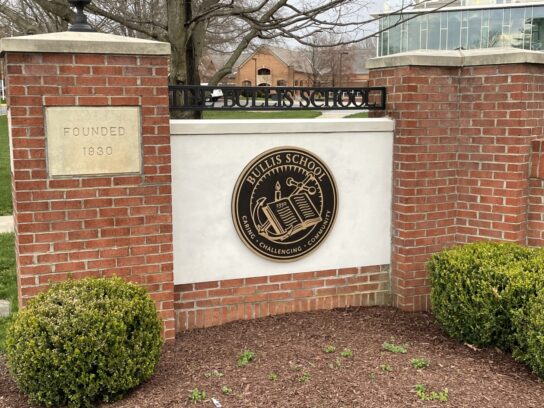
xmin=174 ymin=265 xmax=390 ymax=331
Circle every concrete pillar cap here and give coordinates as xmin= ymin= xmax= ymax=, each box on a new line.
xmin=0 ymin=31 xmax=171 ymax=56
xmin=366 ymin=48 xmax=544 ymax=69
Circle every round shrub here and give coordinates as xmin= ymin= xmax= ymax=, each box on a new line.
xmin=428 ymin=241 xmax=534 ymax=349
xmin=6 ymin=277 xmax=163 ymax=408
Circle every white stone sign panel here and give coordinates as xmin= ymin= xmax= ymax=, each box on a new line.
xmin=45 ymin=107 xmax=141 ymax=177
xmin=170 ymin=118 xmax=394 ymax=284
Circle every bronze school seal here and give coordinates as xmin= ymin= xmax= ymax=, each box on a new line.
xmin=232 ymin=147 xmax=338 ymax=261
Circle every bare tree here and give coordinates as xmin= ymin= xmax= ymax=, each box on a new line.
xmin=301 ymin=33 xmax=376 ymax=88
xmin=0 ymin=0 xmax=457 ymax=117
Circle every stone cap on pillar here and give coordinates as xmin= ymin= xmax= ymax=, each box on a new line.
xmin=0 ymin=31 xmax=171 ymax=56
xmin=366 ymin=48 xmax=544 ymax=69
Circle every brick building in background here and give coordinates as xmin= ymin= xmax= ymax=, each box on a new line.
xmin=200 ymin=45 xmax=371 ymax=87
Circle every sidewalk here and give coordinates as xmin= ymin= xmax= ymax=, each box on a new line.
xmin=319 ymin=110 xmax=354 ymax=119
xmin=0 ymin=215 xmax=13 ymax=233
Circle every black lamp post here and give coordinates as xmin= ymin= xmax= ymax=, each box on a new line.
xmin=68 ymin=0 xmax=96 ymax=32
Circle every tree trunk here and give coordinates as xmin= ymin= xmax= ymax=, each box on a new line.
xmin=167 ymin=0 xmax=202 ymax=119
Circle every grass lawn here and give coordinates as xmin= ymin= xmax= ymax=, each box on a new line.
xmin=203 ymin=111 xmax=321 ymax=119
xmin=0 ymin=233 xmax=16 ymax=352
xmin=0 ymin=115 xmax=12 ymax=215
xmin=344 ymin=112 xmax=369 ymax=118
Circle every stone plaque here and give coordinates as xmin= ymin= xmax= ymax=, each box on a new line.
xmin=45 ymin=107 xmax=141 ymax=177
xmin=232 ymin=147 xmax=338 ymax=262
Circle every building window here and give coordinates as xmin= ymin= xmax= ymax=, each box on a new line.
xmin=532 ymin=6 xmax=544 ymax=50
xmin=242 ymin=80 xmax=252 ymax=87
xmin=277 ymin=80 xmax=287 ymax=86
xmin=257 ymin=68 xmax=271 ymax=75
xmin=378 ymin=5 xmax=544 ymax=56
xmin=447 ymin=12 xmax=461 ymax=50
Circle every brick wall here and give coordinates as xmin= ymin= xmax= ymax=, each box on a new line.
xmin=456 ymin=64 xmax=544 ymax=245
xmin=174 ymin=265 xmax=390 ymax=330
xmin=369 ymin=59 xmax=544 ymax=311
xmin=5 ymin=52 xmax=176 ymax=340
xmin=529 ymin=139 xmax=544 ymax=246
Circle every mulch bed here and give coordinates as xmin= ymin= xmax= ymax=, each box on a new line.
xmin=1 ymin=306 xmax=544 ymax=407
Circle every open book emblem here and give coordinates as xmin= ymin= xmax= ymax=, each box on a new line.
xmin=232 ymin=147 xmax=338 ymax=262
xmin=255 ymin=175 xmax=322 ymax=242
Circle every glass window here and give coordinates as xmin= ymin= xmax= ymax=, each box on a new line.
xmin=480 ymin=9 xmax=490 ymax=48
xmin=448 ymin=12 xmax=462 ymax=50
xmin=258 ymin=68 xmax=270 ymax=75
xmin=532 ymin=6 xmax=544 ymax=50
xmin=379 ymin=17 xmax=387 ymax=56
xmin=381 ymin=30 xmax=389 ymax=56
xmin=401 ymin=18 xmax=408 ymax=52
xmin=503 ymin=8 xmax=511 ymax=41
xmin=523 ymin=6 xmax=533 ymax=50
xmin=420 ymin=14 xmax=428 ymax=50
xmin=510 ymin=7 xmax=525 ymax=48
xmin=378 ymin=4 xmax=542 ymax=56
xmin=461 ymin=11 xmax=469 ymax=49
xmin=489 ymin=9 xmax=504 ymax=47
xmin=428 ymin=13 xmax=440 ymax=50
xmin=407 ymin=15 xmax=420 ymax=51
xmin=388 ymin=16 xmax=402 ymax=55
xmin=468 ymin=10 xmax=482 ymax=49
xmin=440 ymin=12 xmax=448 ymax=49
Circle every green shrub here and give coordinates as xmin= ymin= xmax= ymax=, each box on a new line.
xmin=6 ymin=277 xmax=163 ymax=407
xmin=503 ymin=251 xmax=544 ymax=363
xmin=428 ymin=241 xmax=534 ymax=348
xmin=519 ymin=288 xmax=544 ymax=377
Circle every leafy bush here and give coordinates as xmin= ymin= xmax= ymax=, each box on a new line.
xmin=6 ymin=277 xmax=163 ymax=407
xmin=502 ymin=251 xmax=544 ymax=364
xmin=428 ymin=241 xmax=534 ymax=348
xmin=519 ymin=289 xmax=544 ymax=378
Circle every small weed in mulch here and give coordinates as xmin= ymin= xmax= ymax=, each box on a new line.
xmin=411 ymin=357 xmax=430 ymax=369
xmin=382 ymin=341 xmax=408 ymax=354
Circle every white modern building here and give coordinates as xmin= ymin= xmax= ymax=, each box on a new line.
xmin=377 ymin=0 xmax=544 ymax=56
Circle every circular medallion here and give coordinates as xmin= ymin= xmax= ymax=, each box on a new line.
xmin=232 ymin=147 xmax=338 ymax=261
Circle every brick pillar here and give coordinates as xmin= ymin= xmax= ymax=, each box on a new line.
xmin=368 ymin=50 xmax=544 ymax=312
xmin=1 ymin=32 xmax=175 ymax=340
xmin=368 ymin=65 xmax=459 ymax=311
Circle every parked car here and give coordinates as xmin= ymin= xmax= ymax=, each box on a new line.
xmin=201 ymin=83 xmax=223 ymax=102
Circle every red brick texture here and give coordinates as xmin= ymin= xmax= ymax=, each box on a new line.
xmin=369 ymin=63 xmax=544 ymax=311
xmin=529 ymin=139 xmax=544 ymax=246
xmin=174 ymin=265 xmax=390 ymax=331
xmin=4 ymin=52 xmax=175 ymax=340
